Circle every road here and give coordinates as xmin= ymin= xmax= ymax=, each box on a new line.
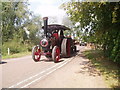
xmin=1 ymin=46 xmax=108 ymax=88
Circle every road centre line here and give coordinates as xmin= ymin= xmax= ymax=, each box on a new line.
xmin=21 ymin=60 xmax=70 ymax=88
xmin=9 ymin=62 xmax=62 ymax=88
xmin=8 ymin=57 xmax=73 ymax=88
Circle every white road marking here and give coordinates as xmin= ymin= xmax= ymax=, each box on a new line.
xmin=9 ymin=56 xmax=72 ymax=88
xmin=9 ymin=62 xmax=62 ymax=88
xmin=21 ymin=59 xmax=70 ymax=88
xmin=8 ymin=57 xmax=74 ymax=88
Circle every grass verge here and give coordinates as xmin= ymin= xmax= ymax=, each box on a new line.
xmin=2 ymin=51 xmax=31 ymax=59
xmin=83 ymin=49 xmax=120 ymax=89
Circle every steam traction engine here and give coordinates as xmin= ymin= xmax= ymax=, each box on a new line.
xmin=32 ymin=17 xmax=76 ymax=63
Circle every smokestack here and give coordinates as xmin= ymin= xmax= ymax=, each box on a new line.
xmin=43 ymin=17 xmax=48 ymax=37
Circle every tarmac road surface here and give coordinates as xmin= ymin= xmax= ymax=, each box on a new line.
xmin=1 ymin=46 xmax=108 ymax=88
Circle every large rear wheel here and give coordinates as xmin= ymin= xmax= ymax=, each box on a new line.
xmin=52 ymin=46 xmax=60 ymax=63
xmin=61 ymin=38 xmax=71 ymax=57
xmin=32 ymin=45 xmax=41 ymax=62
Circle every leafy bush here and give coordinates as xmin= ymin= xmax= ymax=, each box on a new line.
xmin=2 ymin=40 xmax=28 ymax=55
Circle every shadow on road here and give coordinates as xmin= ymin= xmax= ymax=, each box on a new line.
xmin=76 ymin=52 xmax=101 ymax=77
xmin=33 ymin=50 xmax=78 ymax=63
xmin=0 ymin=61 xmax=7 ymax=64
xmin=36 ymin=59 xmax=64 ymax=63
xmin=56 ymin=60 xmax=64 ymax=63
xmin=77 ymin=53 xmax=88 ymax=59
xmin=80 ymin=50 xmax=120 ymax=88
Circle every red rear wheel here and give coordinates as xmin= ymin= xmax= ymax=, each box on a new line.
xmin=52 ymin=46 xmax=60 ymax=63
xmin=32 ymin=45 xmax=41 ymax=62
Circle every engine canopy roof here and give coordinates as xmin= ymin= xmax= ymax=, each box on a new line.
xmin=42 ymin=24 xmax=70 ymax=31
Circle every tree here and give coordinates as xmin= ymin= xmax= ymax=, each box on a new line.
xmin=61 ymin=1 xmax=120 ymax=63
xmin=2 ymin=1 xmax=32 ymax=42
xmin=2 ymin=0 xmax=42 ymax=54
xmin=26 ymin=15 xmax=42 ymax=45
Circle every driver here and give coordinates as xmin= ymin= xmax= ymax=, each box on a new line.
xmin=52 ymin=30 xmax=59 ymax=39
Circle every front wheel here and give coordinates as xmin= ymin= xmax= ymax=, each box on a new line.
xmin=52 ymin=46 xmax=60 ymax=63
xmin=32 ymin=45 xmax=41 ymax=62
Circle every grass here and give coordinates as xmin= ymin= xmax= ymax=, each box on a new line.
xmin=2 ymin=51 xmax=31 ymax=59
xmin=83 ymin=49 xmax=120 ymax=89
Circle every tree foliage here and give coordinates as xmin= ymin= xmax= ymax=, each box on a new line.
xmin=61 ymin=1 xmax=120 ymax=63
xmin=2 ymin=1 xmax=42 ymax=54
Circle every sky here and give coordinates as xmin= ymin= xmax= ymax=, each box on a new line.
xmin=28 ymin=0 xmax=71 ymax=24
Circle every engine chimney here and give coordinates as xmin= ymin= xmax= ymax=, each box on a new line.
xmin=43 ymin=17 xmax=48 ymax=37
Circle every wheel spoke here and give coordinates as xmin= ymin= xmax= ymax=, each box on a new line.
xmin=52 ymin=46 xmax=60 ymax=63
xmin=32 ymin=46 xmax=41 ymax=62
xmin=56 ymin=56 xmax=59 ymax=61
xmin=35 ymin=55 xmax=40 ymax=60
xmin=34 ymin=52 xmax=39 ymax=55
xmin=56 ymin=47 xmax=60 ymax=61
